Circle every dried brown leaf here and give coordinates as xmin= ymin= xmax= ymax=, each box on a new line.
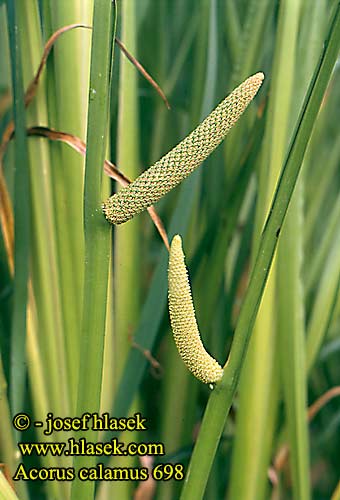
xmin=115 ymin=37 xmax=170 ymax=110
xmin=27 ymin=127 xmax=169 ymax=249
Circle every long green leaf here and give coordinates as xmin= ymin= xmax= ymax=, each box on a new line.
xmin=180 ymin=4 xmax=340 ymax=498
xmin=71 ymin=2 xmax=115 ymax=499
xmin=100 ymin=2 xmax=140 ymax=498
xmin=18 ymin=0 xmax=70 ymax=421
xmin=46 ymin=0 xmax=92 ymax=403
xmin=6 ymin=0 xmax=30 ymax=417
xmin=229 ymin=1 xmax=301 ymax=497
xmin=307 ymin=228 xmax=340 ymax=371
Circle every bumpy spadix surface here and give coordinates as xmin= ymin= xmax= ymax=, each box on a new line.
xmin=168 ymin=235 xmax=223 ymax=384
xmin=103 ymin=72 xmax=264 ymax=224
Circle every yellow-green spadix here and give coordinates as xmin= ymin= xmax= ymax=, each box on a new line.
xmin=103 ymin=72 xmax=264 ymax=225
xmin=168 ymin=235 xmax=223 ymax=384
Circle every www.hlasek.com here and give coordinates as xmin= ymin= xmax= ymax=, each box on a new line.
xmin=12 ymin=412 xmax=185 ymax=482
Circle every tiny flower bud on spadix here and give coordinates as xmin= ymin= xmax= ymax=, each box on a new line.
xmin=103 ymin=72 xmax=264 ymax=225
xmin=168 ymin=235 xmax=223 ymax=384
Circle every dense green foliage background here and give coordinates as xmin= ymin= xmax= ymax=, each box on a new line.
xmin=0 ymin=1 xmax=339 ymax=499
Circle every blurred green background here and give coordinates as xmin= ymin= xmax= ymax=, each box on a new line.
xmin=0 ymin=1 xmax=340 ymax=499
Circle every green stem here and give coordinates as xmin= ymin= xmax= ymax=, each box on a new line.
xmin=71 ymin=2 xmax=116 ymax=500
xmin=18 ymin=0 xmax=70 ymax=419
xmin=224 ymin=0 xmax=241 ymax=65
xmin=100 ymin=2 xmax=140 ymax=497
xmin=6 ymin=0 xmax=30 ymax=417
xmin=113 ymin=0 xmax=140 ymax=392
xmin=46 ymin=0 xmax=92 ymax=404
xmin=229 ymin=1 xmax=303 ymax=498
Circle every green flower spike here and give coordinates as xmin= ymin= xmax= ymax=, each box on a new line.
xmin=103 ymin=72 xmax=264 ymax=225
xmin=168 ymin=235 xmax=223 ymax=384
